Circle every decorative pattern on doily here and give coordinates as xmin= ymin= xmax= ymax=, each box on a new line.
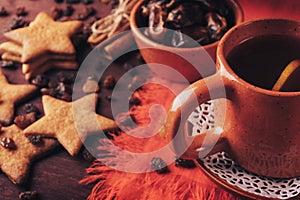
xmin=188 ymin=102 xmax=300 ymax=199
xmin=201 ymin=152 xmax=300 ymax=200
xmin=187 ymin=100 xmax=215 ymax=135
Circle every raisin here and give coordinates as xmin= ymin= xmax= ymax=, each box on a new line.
xmin=23 ymin=104 xmax=39 ymax=114
xmin=18 ymin=190 xmax=38 ymax=200
xmin=103 ymin=75 xmax=116 ymax=89
xmin=48 ymin=80 xmax=58 ymax=89
xmin=81 ymin=0 xmax=93 ymax=5
xmin=76 ymin=13 xmax=87 ymax=21
xmin=81 ymin=148 xmax=95 ymax=162
xmin=1 ymin=137 xmax=17 ymax=150
xmin=66 ymin=0 xmax=80 ymax=3
xmin=14 ymin=112 xmax=37 ymax=129
xmin=0 ymin=60 xmax=15 ymax=68
xmin=51 ymin=7 xmax=63 ymax=20
xmin=28 ymin=135 xmax=43 ymax=146
xmin=76 ymin=6 xmax=96 ymax=20
xmin=62 ymin=5 xmax=74 ymax=17
xmin=31 ymin=74 xmax=49 ymax=88
xmin=174 ymin=157 xmax=196 ymax=168
xmin=8 ymin=17 xmax=29 ymax=30
xmin=16 ymin=7 xmax=28 ymax=17
xmin=54 ymin=0 xmax=64 ymax=3
xmin=57 ymin=71 xmax=75 ymax=84
xmin=85 ymin=6 xmax=96 ymax=16
xmin=55 ymin=82 xmax=72 ymax=96
xmin=40 ymin=87 xmax=57 ymax=96
xmin=150 ymin=157 xmax=169 ymax=174
xmin=0 ymin=7 xmax=9 ymax=17
xmin=60 ymin=93 xmax=72 ymax=102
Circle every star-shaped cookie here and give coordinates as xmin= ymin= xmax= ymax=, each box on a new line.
xmin=0 ymin=69 xmax=37 ymax=125
xmin=24 ymin=94 xmax=119 ymax=156
xmin=4 ymin=12 xmax=83 ymax=63
xmin=0 ymin=125 xmax=58 ymax=185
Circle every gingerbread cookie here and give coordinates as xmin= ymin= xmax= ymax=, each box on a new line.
xmin=0 ymin=41 xmax=22 ymax=56
xmin=24 ymin=94 xmax=118 ymax=156
xmin=4 ymin=12 xmax=83 ymax=63
xmin=0 ymin=125 xmax=58 ymax=185
xmin=24 ymin=60 xmax=78 ymax=80
xmin=0 ymin=69 xmax=37 ymax=125
xmin=22 ymin=54 xmax=76 ymax=74
xmin=1 ymin=52 xmax=21 ymax=63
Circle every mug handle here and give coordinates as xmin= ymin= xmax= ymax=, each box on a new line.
xmin=165 ymin=72 xmax=230 ymax=159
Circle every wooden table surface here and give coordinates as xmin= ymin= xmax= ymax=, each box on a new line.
xmin=0 ymin=0 xmax=299 ymax=200
xmin=0 ymin=1 xmax=114 ymax=199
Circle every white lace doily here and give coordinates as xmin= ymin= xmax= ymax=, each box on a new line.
xmin=188 ymin=101 xmax=300 ymax=200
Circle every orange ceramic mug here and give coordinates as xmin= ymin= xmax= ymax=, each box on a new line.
xmin=165 ymin=19 xmax=300 ymax=178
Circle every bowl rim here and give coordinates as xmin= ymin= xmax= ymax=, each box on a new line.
xmin=129 ymin=0 xmax=244 ymax=52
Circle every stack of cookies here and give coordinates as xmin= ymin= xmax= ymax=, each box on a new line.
xmin=0 ymin=12 xmax=83 ymax=80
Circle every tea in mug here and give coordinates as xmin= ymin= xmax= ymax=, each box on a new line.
xmin=226 ymin=34 xmax=300 ymax=91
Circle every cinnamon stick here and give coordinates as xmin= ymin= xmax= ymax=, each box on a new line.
xmin=103 ymin=32 xmax=137 ymax=60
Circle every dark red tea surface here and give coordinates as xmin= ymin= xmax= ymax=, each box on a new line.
xmin=226 ymin=34 xmax=300 ymax=90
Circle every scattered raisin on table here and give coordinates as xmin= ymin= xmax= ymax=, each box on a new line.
xmin=54 ymin=0 xmax=64 ymax=3
xmin=51 ymin=7 xmax=63 ymax=20
xmin=150 ymin=157 xmax=169 ymax=174
xmin=81 ymin=148 xmax=95 ymax=162
xmin=76 ymin=6 xmax=96 ymax=20
xmin=0 ymin=7 xmax=9 ymax=17
xmin=66 ymin=0 xmax=81 ymax=4
xmin=174 ymin=157 xmax=196 ymax=168
xmin=16 ymin=7 xmax=28 ymax=17
xmin=62 ymin=5 xmax=74 ymax=17
xmin=8 ymin=16 xmax=29 ymax=30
